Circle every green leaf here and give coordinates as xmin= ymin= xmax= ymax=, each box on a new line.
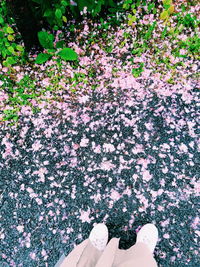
xmin=163 ymin=0 xmax=172 ymax=5
xmin=35 ymin=53 xmax=52 ymax=64
xmin=161 ymin=26 xmax=168 ymax=39
xmin=163 ymin=4 xmax=170 ymax=10
xmin=132 ymin=8 xmax=137 ymax=14
xmin=168 ymin=5 xmax=174 ymax=14
xmin=62 ymin=16 xmax=67 ymax=23
xmin=38 ymin=31 xmax=54 ymax=49
xmin=16 ymin=45 xmax=24 ymax=51
xmin=6 ymin=27 xmax=14 ymax=34
xmin=47 ymin=49 xmax=56 ymax=53
xmin=54 ymin=25 xmax=59 ymax=31
xmin=123 ymin=3 xmax=129 ymax=9
xmin=57 ymin=48 xmax=78 ymax=61
xmin=160 ymin=10 xmax=169 ymax=20
xmin=55 ymin=9 xmax=62 ymax=19
xmin=20 ymin=94 xmax=33 ymax=100
xmin=2 ymin=50 xmax=7 ymax=59
xmin=43 ymin=9 xmax=53 ymax=17
xmin=8 ymin=46 xmax=15 ymax=54
xmin=6 ymin=57 xmax=16 ymax=65
xmin=56 ymin=40 xmax=65 ymax=49
xmin=131 ymin=15 xmax=136 ymax=22
xmin=7 ymin=35 xmax=15 ymax=41
xmin=61 ymin=0 xmax=69 ymax=7
xmin=0 ymin=16 xmax=4 ymax=24
xmin=148 ymin=3 xmax=154 ymax=12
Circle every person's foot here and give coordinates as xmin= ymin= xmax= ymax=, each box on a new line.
xmin=89 ymin=223 xmax=109 ymax=251
xmin=136 ymin=223 xmax=158 ymax=254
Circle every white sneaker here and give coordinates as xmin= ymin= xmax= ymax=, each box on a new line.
xmin=89 ymin=223 xmax=109 ymax=251
xmin=136 ymin=223 xmax=158 ymax=254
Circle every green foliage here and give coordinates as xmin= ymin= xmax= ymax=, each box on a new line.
xmin=0 ymin=0 xmax=25 ymax=67
xmin=31 ymin=0 xmax=70 ymax=29
xmin=35 ymin=30 xmax=78 ymax=64
xmin=3 ymin=108 xmax=19 ymax=122
xmin=179 ymin=34 xmax=200 ymax=54
xmin=161 ymin=25 xmax=168 ymax=39
xmin=132 ymin=62 xmax=144 ymax=77
xmin=123 ymin=0 xmax=146 ymax=10
xmin=38 ymin=31 xmax=54 ymax=49
xmin=57 ymin=48 xmax=78 ymax=61
xmin=144 ymin=21 xmax=157 ymax=40
xmin=176 ymin=13 xmax=199 ymax=29
xmin=30 ymin=0 xmax=120 ymax=31
xmin=160 ymin=0 xmax=175 ymax=22
xmin=35 ymin=53 xmax=52 ymax=64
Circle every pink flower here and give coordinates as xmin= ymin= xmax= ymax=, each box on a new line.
xmin=194 ymin=182 xmax=200 ymax=194
xmin=92 ymin=44 xmax=99 ymax=50
xmin=116 ymin=29 xmax=124 ymax=37
xmin=30 ymin=252 xmax=36 ymax=260
xmin=100 ymin=160 xmax=115 ymax=170
xmin=74 ymin=46 xmax=84 ymax=55
xmin=119 ymin=47 xmax=127 ymax=53
xmin=132 ymin=144 xmax=144 ymax=154
xmin=41 ymin=78 xmax=50 ymax=87
xmin=35 ymin=198 xmax=43 ymax=205
xmin=64 ymin=145 xmax=70 ymax=153
xmin=123 ymin=187 xmax=132 ymax=196
xmin=16 ymin=73 xmax=24 ymax=82
xmin=179 ymin=49 xmax=187 ymax=55
xmin=161 ymin=219 xmax=170 ymax=227
xmin=142 ymin=69 xmax=151 ymax=78
xmin=14 ymin=66 xmax=21 ymax=72
xmin=80 ymin=137 xmax=89 ymax=147
xmin=178 ymin=34 xmax=187 ymax=41
xmin=70 ymin=0 xmax=77 ymax=6
xmin=0 ymin=92 xmax=8 ymax=101
xmin=179 ymin=143 xmax=188 ymax=153
xmin=79 ymin=56 xmax=91 ymax=66
xmin=163 ymin=233 xmax=170 ymax=239
xmin=137 ymin=158 xmax=149 ymax=168
xmin=32 ymin=140 xmax=42 ymax=151
xmin=103 ymin=143 xmax=115 ymax=153
xmin=44 ymin=127 xmax=53 ymax=138
xmin=151 ymin=191 xmax=158 ymax=198
xmin=111 ymin=79 xmax=120 ymax=88
xmin=154 ymin=73 xmax=161 ymax=80
xmin=41 ymin=249 xmax=47 ymax=257
xmin=110 ymin=189 xmax=121 ymax=201
xmin=158 ymin=189 xmax=164 ymax=195
xmin=94 ymin=145 xmax=101 ymax=154
xmin=169 ymin=55 xmax=179 ymax=64
xmin=134 ymin=57 xmax=143 ymax=63
xmin=163 ymin=73 xmax=171 ymax=81
xmin=73 ymin=143 xmax=80 ymax=150
xmin=157 ymin=205 xmax=164 ymax=211
xmin=142 ymin=170 xmax=152 ymax=181
xmin=80 ymin=113 xmax=90 ymax=123
xmin=16 ymin=225 xmax=24 ymax=232
xmin=20 ymin=106 xmax=32 ymax=115
xmin=2 ymin=67 xmax=8 ymax=73
xmin=78 ymin=95 xmax=90 ymax=104
xmin=79 ymin=209 xmax=92 ymax=223
xmin=192 ymin=64 xmax=198 ymax=71
xmin=191 ymin=217 xmax=199 ymax=229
